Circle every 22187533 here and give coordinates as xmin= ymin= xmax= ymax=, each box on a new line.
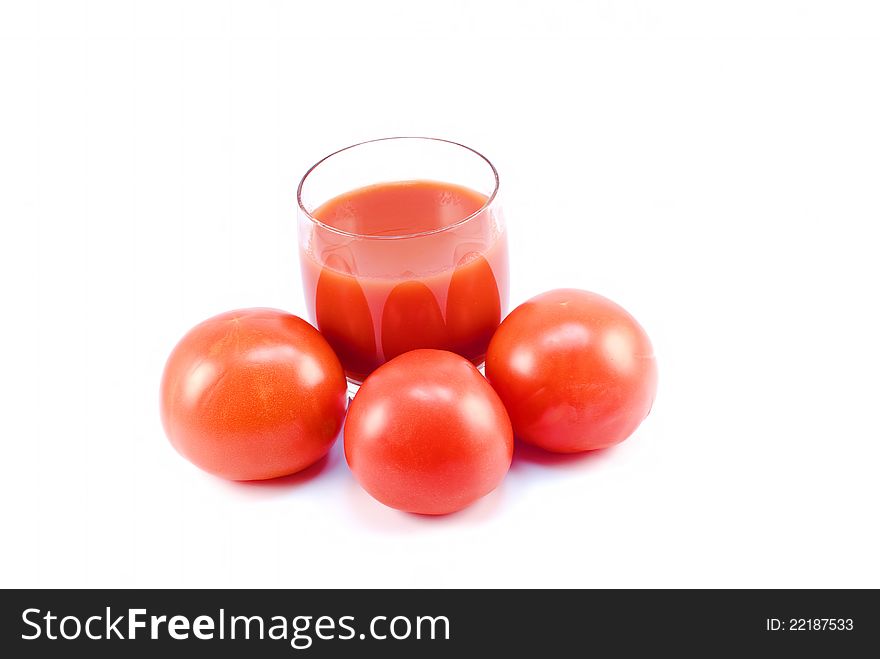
xmin=766 ymin=618 xmax=854 ymax=631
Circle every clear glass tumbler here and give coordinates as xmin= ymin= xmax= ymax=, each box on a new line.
xmin=297 ymin=137 xmax=508 ymax=385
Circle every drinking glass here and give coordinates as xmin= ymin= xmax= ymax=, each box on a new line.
xmin=297 ymin=137 xmax=508 ymax=386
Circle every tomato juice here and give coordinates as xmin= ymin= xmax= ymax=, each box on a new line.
xmin=299 ymin=180 xmax=509 ymax=382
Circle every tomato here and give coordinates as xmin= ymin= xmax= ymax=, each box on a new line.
xmin=160 ymin=308 xmax=347 ymax=480
xmin=486 ymin=289 xmax=657 ymax=453
xmin=344 ymin=349 xmax=513 ymax=515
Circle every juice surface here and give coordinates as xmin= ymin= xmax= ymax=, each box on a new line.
xmin=300 ymin=180 xmax=508 ymax=382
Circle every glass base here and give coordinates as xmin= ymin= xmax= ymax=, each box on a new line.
xmin=345 ymin=358 xmax=486 ymax=402
xmin=346 ymin=378 xmax=362 ymax=401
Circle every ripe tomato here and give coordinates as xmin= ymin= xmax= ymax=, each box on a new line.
xmin=486 ymin=289 xmax=657 ymax=453
xmin=344 ymin=349 xmax=513 ymax=515
xmin=160 ymin=308 xmax=347 ymax=480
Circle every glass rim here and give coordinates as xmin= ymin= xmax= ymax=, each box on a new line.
xmin=296 ymin=136 xmax=500 ymax=241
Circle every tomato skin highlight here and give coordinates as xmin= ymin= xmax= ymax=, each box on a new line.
xmin=486 ymin=289 xmax=658 ymax=453
xmin=160 ymin=308 xmax=347 ymax=480
xmin=344 ymin=349 xmax=514 ymax=515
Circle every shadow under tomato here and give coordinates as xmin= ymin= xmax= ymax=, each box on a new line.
xmin=344 ymin=476 xmax=507 ymax=531
xmin=409 ymin=483 xmax=506 ymax=525
xmin=214 ymin=442 xmax=341 ymax=499
xmin=242 ymin=454 xmax=332 ymax=487
xmin=509 ymin=439 xmax=617 ymax=471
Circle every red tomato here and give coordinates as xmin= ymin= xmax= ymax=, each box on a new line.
xmin=486 ymin=289 xmax=657 ymax=453
xmin=160 ymin=308 xmax=347 ymax=480
xmin=344 ymin=349 xmax=513 ymax=515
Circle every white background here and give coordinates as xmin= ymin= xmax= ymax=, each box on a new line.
xmin=2 ymin=0 xmax=879 ymax=588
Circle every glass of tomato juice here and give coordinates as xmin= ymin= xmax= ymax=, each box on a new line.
xmin=297 ymin=137 xmax=509 ymax=386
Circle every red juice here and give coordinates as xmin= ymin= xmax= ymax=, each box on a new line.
xmin=299 ymin=179 xmax=509 ymax=382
